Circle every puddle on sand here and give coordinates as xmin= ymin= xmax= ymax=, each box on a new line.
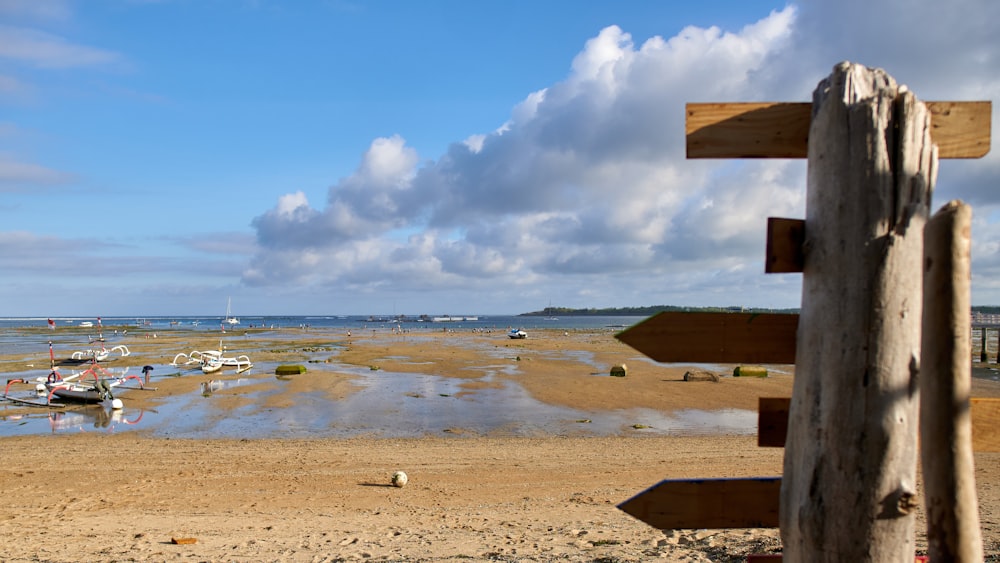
xmin=1 ymin=362 xmax=759 ymax=438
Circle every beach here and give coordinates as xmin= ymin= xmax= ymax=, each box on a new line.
xmin=2 ymin=326 xmax=1000 ymax=561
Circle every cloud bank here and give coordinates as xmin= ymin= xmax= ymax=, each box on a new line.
xmin=246 ymin=9 xmax=816 ymax=309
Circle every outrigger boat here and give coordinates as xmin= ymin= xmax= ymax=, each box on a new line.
xmin=70 ymin=318 xmax=130 ymax=362
xmin=4 ymin=367 xmax=143 ymax=409
xmin=170 ymin=340 xmax=253 ymax=374
xmin=70 ymin=343 xmax=130 ymax=362
xmin=2 ymin=343 xmax=150 ymax=409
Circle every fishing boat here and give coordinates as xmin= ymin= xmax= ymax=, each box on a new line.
xmin=70 ymin=343 xmax=130 ymax=362
xmin=69 ymin=318 xmax=130 ymax=362
xmin=4 ymin=367 xmax=144 ymax=409
xmin=171 ymin=340 xmax=253 ymax=374
xmin=2 ymin=342 xmax=153 ymax=410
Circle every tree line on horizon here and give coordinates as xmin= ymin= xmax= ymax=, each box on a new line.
xmin=520 ymin=305 xmax=800 ymax=316
xmin=523 ymin=305 xmax=1000 ymax=317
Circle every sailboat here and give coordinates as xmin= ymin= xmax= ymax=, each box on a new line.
xmin=224 ymin=297 xmax=240 ymax=326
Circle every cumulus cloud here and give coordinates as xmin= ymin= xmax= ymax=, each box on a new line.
xmin=246 ymin=0 xmax=1000 ymax=309
xmin=245 ymin=8 xmax=804 ymax=307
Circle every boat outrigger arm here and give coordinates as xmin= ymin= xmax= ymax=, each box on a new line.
xmin=71 ymin=344 xmax=130 ymax=362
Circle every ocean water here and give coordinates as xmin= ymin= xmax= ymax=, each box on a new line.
xmin=0 ymin=314 xmax=641 ymax=332
xmin=0 ymin=314 xmax=765 ymax=438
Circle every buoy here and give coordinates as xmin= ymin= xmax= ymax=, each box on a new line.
xmin=110 ymin=398 xmax=124 ymax=410
xmin=392 ymin=471 xmax=408 ymax=487
xmin=733 ymin=365 xmax=768 ymax=377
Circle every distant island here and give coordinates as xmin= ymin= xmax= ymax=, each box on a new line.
xmin=519 ymin=305 xmax=799 ymax=317
xmin=521 ymin=305 xmax=1000 ymax=318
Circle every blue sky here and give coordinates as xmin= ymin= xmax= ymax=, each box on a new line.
xmin=2 ymin=0 xmax=998 ymax=317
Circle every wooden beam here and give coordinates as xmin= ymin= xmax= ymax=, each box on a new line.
xmin=757 ymin=397 xmax=791 ymax=448
xmin=759 ymin=397 xmax=1000 ymax=452
xmin=686 ymin=101 xmax=991 ymax=159
xmin=618 ymin=477 xmax=781 ymax=530
xmin=615 ymin=312 xmax=797 ymax=364
xmin=765 ymin=218 xmax=805 ymax=273
xmin=971 ymin=397 xmax=1000 ymax=453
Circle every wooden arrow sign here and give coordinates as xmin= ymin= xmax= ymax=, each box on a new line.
xmin=619 ymin=477 xmax=781 ymax=529
xmin=766 ymin=218 xmax=805 ymax=273
xmin=758 ymin=396 xmax=1000 ymax=451
xmin=616 ymin=311 xmax=798 ymax=364
xmin=686 ymin=101 xmax=991 ymax=159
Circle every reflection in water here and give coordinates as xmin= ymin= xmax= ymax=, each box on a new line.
xmin=47 ymin=406 xmax=146 ymax=433
xmin=200 ymin=378 xmax=250 ymax=397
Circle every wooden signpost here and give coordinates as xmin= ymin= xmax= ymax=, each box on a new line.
xmin=616 ymin=311 xmax=797 ymax=364
xmin=616 ymin=62 xmax=992 ymax=562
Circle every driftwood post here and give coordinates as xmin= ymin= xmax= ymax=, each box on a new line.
xmin=781 ymin=63 xmax=936 ymax=560
xmin=921 ymin=201 xmax=984 ymax=561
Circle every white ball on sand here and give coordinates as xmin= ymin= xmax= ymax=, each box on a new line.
xmin=391 ymin=471 xmax=408 ymax=488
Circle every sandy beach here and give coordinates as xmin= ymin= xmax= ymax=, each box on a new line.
xmin=2 ymin=326 xmax=1000 ymax=561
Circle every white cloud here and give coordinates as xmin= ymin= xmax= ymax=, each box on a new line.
xmin=0 ymin=25 xmax=120 ymax=68
xmin=0 ymin=0 xmax=72 ymax=21
xmin=246 ymin=7 xmax=805 ymax=309
xmin=242 ymin=0 xmax=1000 ymax=309
xmin=0 ymin=154 xmax=75 ymax=190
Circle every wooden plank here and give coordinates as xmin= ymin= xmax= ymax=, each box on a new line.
xmin=615 ymin=312 xmax=797 ymax=364
xmin=971 ymin=397 xmax=1000 ymax=452
xmin=760 ymin=397 xmax=1000 ymax=452
xmin=765 ymin=218 xmax=805 ymax=273
xmin=757 ymin=397 xmax=790 ymax=448
xmin=928 ymin=101 xmax=993 ymax=159
xmin=686 ymin=101 xmax=991 ymax=159
xmin=618 ymin=477 xmax=781 ymax=529
xmin=686 ymin=102 xmax=809 ymax=158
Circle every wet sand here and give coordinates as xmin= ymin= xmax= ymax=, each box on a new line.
xmin=2 ymin=327 xmax=1000 ymax=560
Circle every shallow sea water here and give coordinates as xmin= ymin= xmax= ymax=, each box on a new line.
xmin=0 ymin=315 xmax=761 ymax=438
xmin=0 ymin=358 xmax=758 ymax=438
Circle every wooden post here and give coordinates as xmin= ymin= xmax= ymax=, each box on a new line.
xmin=995 ymin=326 xmax=999 ymax=364
xmin=781 ymin=63 xmax=936 ymax=561
xmin=921 ymin=201 xmax=983 ymax=562
xmin=980 ymin=327 xmax=988 ymax=363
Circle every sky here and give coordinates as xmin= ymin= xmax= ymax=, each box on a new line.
xmin=1 ymin=0 xmax=998 ymax=317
